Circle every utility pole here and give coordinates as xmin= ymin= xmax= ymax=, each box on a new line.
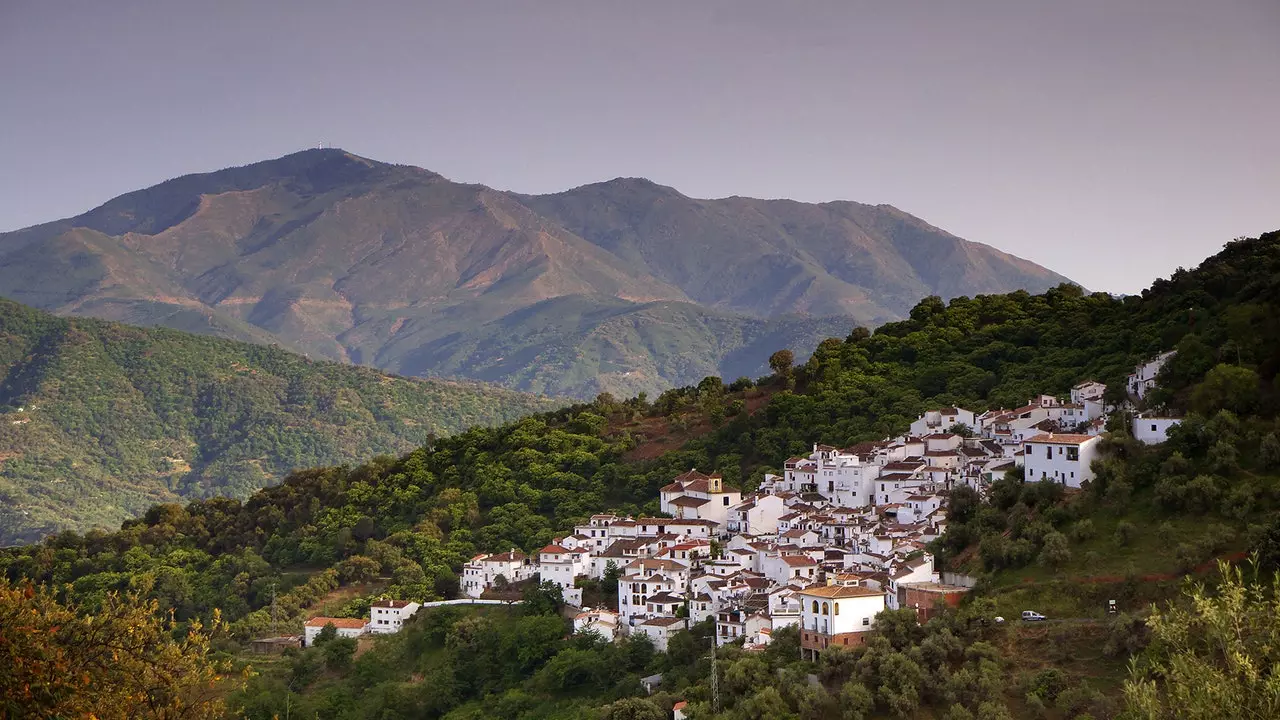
xmin=710 ymin=638 xmax=720 ymax=714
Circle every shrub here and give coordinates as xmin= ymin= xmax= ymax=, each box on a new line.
xmin=1028 ymin=667 xmax=1070 ymax=703
xmin=1070 ymin=519 xmax=1096 ymax=543
xmin=1114 ymin=521 xmax=1136 ymax=547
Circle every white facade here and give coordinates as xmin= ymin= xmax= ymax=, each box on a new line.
xmin=1128 ymin=351 xmax=1176 ymax=400
xmin=303 ymin=617 xmax=367 ymax=646
xmin=909 ymin=408 xmax=977 ymax=437
xmin=1023 ymin=433 xmax=1101 ymax=488
xmin=635 ymin=617 xmax=686 ymax=651
xmin=773 ymin=445 xmax=880 ymax=507
xmin=573 ymin=609 xmax=620 ymax=641
xmin=368 ymin=600 xmax=421 ymax=634
xmin=538 ymin=545 xmax=589 ymax=590
xmin=461 ymin=550 xmax=530 ymax=598
xmin=1134 ymin=416 xmax=1181 ymax=444
xmin=797 ymin=585 xmax=885 ymax=655
xmin=727 ymin=494 xmax=787 ymax=535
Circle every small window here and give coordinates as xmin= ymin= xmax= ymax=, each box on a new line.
xmin=862 ymin=618 xmax=870 ymax=626
xmin=1152 ymin=424 xmax=1158 ymax=432
xmin=822 ymin=602 xmax=830 ymax=615
xmin=723 ymin=497 xmax=730 ymax=505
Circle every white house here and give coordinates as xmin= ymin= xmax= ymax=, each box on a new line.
xmin=303 ymin=617 xmax=367 ymax=646
xmin=618 ymin=558 xmax=689 ymax=625
xmin=573 ymin=608 xmax=621 ymax=641
xmin=659 ymin=470 xmax=742 ymax=528
xmin=762 ymin=553 xmax=820 ymax=586
xmin=1128 ymin=351 xmax=1176 ymax=400
xmin=774 ymin=445 xmax=881 ymax=507
xmin=538 ymin=544 xmax=589 ymax=590
xmin=1070 ymin=380 xmax=1107 ymax=405
xmin=1133 ymin=415 xmax=1181 ymax=444
xmin=1023 ymin=433 xmax=1102 ymax=488
xmin=635 ymin=616 xmax=686 ymax=652
xmin=909 ymin=408 xmax=977 ymax=437
xmin=727 ymin=494 xmax=787 ymax=535
xmin=796 ymin=584 xmax=886 ymax=660
xmin=461 ymin=550 xmax=530 ymax=598
xmin=368 ymin=599 xmax=420 ymax=634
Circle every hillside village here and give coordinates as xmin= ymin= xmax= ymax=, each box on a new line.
xmin=306 ymin=352 xmax=1182 ymax=659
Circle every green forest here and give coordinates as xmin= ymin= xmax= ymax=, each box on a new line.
xmin=0 ymin=298 xmax=559 ymax=544
xmin=2 ymin=230 xmax=1279 ymax=718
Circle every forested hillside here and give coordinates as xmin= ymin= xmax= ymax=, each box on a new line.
xmin=0 ymin=298 xmax=558 ymax=544
xmin=3 ymin=230 xmax=1278 ymax=718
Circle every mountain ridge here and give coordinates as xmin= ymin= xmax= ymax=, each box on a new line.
xmin=0 ymin=149 xmax=1074 ymax=396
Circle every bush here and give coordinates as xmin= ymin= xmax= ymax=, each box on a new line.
xmin=1114 ymin=521 xmax=1136 ymax=547
xmin=1174 ymin=543 xmax=1207 ymax=574
xmin=1070 ymin=519 xmax=1096 ymax=543
xmin=1028 ymin=667 xmax=1070 ymax=703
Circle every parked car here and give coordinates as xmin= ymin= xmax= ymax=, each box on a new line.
xmin=1021 ymin=610 xmax=1046 ymax=621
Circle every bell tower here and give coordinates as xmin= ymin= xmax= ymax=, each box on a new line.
xmin=708 ymin=473 xmax=723 ymax=493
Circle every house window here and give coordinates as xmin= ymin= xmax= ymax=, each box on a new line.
xmin=1046 ymin=447 xmax=1052 ymax=459
xmin=724 ymin=497 xmax=730 ymax=505
xmin=862 ymin=618 xmax=870 ymax=626
xmin=1067 ymin=447 xmax=1079 ymax=461
xmin=834 ymin=603 xmax=839 ymax=615
xmin=812 ymin=601 xmax=819 ymax=613
xmin=1151 ymin=424 xmax=1158 ymax=432
xmin=822 ymin=602 xmax=829 ymax=615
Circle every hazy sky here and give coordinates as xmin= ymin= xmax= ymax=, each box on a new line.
xmin=2 ymin=1 xmax=1277 ymax=293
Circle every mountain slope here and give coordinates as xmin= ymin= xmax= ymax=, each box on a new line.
xmin=0 ymin=149 xmax=1072 ymax=396
xmin=0 ymin=298 xmax=558 ymax=544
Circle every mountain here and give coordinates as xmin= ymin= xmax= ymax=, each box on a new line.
xmin=0 ymin=298 xmax=558 ymax=545
xmin=0 ymin=149 xmax=1072 ymax=397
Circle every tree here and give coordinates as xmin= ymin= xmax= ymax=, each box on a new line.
xmin=522 ymin=580 xmax=565 ymax=616
xmin=0 ymin=579 xmax=233 ymax=719
xmin=321 ymin=636 xmax=357 ymax=670
xmin=769 ymin=349 xmax=795 ymax=379
xmin=1039 ymin=531 xmax=1071 ymax=568
xmin=335 ymin=554 xmax=381 ymax=584
xmin=1124 ymin=562 xmax=1280 ymax=719
xmin=1191 ymin=364 xmax=1258 ymax=416
xmin=314 ymin=622 xmax=338 ymax=645
xmin=599 ymin=697 xmax=665 ymax=720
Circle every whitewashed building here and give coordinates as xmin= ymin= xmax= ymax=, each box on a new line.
xmin=368 ymin=599 xmax=420 ymax=634
xmin=1023 ymin=433 xmax=1102 ymax=488
xmin=1133 ymin=415 xmax=1181 ymax=444
xmin=303 ymin=617 xmax=367 ymax=647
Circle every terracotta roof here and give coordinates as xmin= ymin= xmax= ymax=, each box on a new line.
xmin=674 ymin=468 xmax=710 ymax=482
xmin=642 ymin=616 xmax=686 ymax=627
xmin=798 ymin=585 xmax=884 ymax=599
xmin=670 ymin=496 xmax=711 ymax=507
xmin=1025 ymin=433 xmax=1096 ymax=445
xmin=305 ymin=617 xmax=367 ymax=629
xmin=782 ymin=555 xmax=819 ymax=566
xmin=371 ymin=599 xmax=415 ymax=609
xmin=539 ymin=544 xmax=570 ymax=554
xmin=485 ymin=551 xmax=526 ymax=562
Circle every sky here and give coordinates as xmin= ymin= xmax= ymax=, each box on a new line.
xmin=1 ymin=1 xmax=1277 ymax=293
